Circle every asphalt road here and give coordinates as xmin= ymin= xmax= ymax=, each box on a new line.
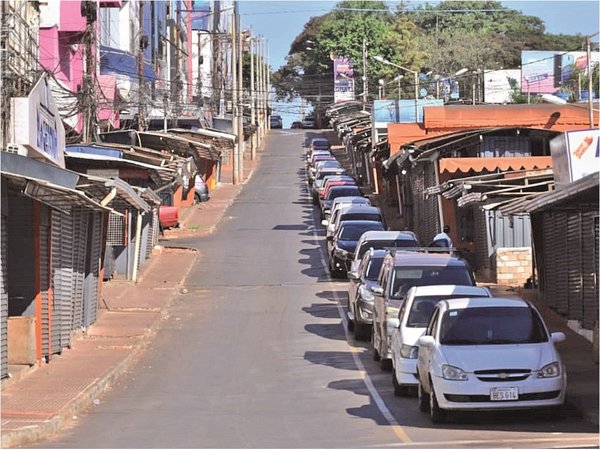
xmin=38 ymin=129 xmax=598 ymax=448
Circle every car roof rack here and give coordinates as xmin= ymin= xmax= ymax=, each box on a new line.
xmin=386 ymin=247 xmax=460 ymax=257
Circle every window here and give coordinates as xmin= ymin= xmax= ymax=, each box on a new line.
xmin=440 ymin=306 xmax=548 ymax=345
xmin=425 ymin=308 xmax=439 ymax=336
xmin=480 ymin=136 xmax=531 ymax=158
xmin=365 ymin=257 xmax=384 ymax=280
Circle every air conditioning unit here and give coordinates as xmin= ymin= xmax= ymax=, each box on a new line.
xmin=6 ymin=144 xmax=19 ymax=154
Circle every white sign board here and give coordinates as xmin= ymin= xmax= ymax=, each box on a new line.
xmin=565 ymin=129 xmax=599 ymax=182
xmin=483 ymin=69 xmax=521 ymax=104
xmin=11 ymin=75 xmax=66 ymax=168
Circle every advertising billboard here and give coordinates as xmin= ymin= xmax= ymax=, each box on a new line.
xmin=484 ymin=69 xmax=521 ymax=103
xmin=521 ymin=50 xmax=600 ymax=95
xmin=373 ymin=99 xmax=443 ymax=127
xmin=333 ymin=57 xmax=355 ymax=103
xmin=550 ymin=129 xmax=599 ymax=187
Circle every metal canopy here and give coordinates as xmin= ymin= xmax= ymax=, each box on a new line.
xmin=2 ymin=172 xmax=110 ymax=215
xmin=77 ymin=174 xmax=151 ymax=212
xmin=138 ymin=131 xmax=221 ymax=163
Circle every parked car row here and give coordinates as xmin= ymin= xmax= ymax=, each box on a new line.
xmin=304 ymin=136 xmax=568 ymax=423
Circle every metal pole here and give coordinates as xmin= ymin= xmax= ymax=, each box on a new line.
xmin=362 ymin=38 xmax=368 ymax=106
xmin=414 ymin=71 xmax=419 ymax=122
xmin=231 ymin=2 xmax=239 ymax=185
xmin=587 ymin=35 xmax=594 ymax=128
xmin=266 ymin=40 xmax=270 ymax=130
xmin=137 ymin=2 xmax=145 ymax=131
xmin=237 ymin=18 xmax=244 ymax=181
xmin=250 ymin=36 xmax=256 ymax=160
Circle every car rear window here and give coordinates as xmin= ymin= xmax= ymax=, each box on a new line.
xmin=339 ymin=222 xmax=384 ymax=240
xmin=390 ymin=266 xmax=474 ymax=299
xmin=341 ymin=213 xmax=381 ymax=223
xmin=440 ymin=306 xmax=548 ymax=345
xmin=328 ymin=187 xmax=361 ymax=199
xmin=407 ymin=294 xmax=488 ymax=328
xmin=356 ymin=238 xmax=418 ymax=259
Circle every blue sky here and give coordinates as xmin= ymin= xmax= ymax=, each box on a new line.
xmin=238 ymin=0 xmax=600 ymax=124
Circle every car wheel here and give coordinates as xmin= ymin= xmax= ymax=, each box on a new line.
xmin=429 ymin=383 xmax=446 ymax=423
xmin=354 ymin=322 xmax=371 ymax=341
xmin=380 ymin=358 xmax=392 ymax=371
xmin=418 ymin=381 xmax=430 ymax=412
xmin=393 ymin=370 xmax=409 ymax=396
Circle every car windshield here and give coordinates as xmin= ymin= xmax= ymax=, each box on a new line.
xmin=440 ymin=306 xmax=548 ymax=345
xmin=339 ymin=223 xmax=384 ymax=240
xmin=390 ymin=266 xmax=474 ymax=299
xmin=365 ymin=257 xmax=385 ymax=280
xmin=406 ymin=294 xmax=488 ymax=328
xmin=356 ymin=239 xmax=418 ymax=259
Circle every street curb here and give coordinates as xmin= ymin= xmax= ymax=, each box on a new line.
xmin=1 ymin=251 xmax=200 ymax=449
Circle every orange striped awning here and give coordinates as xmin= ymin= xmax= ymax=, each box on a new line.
xmin=439 ymin=156 xmax=553 ymax=173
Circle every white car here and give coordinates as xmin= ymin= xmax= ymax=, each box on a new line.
xmin=390 ymin=285 xmax=492 ymax=396
xmin=322 ymin=196 xmax=370 ymax=225
xmin=416 ymin=297 xmax=566 ymax=423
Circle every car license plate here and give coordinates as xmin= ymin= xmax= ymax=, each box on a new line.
xmin=490 ymin=387 xmax=519 ymax=401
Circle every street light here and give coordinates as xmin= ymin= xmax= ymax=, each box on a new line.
xmin=373 ymin=55 xmax=419 ymax=121
xmin=392 ymin=74 xmax=403 ymax=100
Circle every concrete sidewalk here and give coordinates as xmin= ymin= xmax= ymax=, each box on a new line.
xmin=0 ymin=152 xmax=261 ymax=449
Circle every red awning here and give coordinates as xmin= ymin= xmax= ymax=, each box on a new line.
xmin=439 ymin=156 xmax=553 ymax=173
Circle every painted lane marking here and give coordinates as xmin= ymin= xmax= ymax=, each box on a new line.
xmin=305 ymin=169 xmax=412 ymax=444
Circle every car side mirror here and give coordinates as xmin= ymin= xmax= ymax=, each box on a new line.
xmin=321 ymin=219 xmax=328 ymax=226
xmin=371 ymin=286 xmax=383 ymax=296
xmin=388 ymin=318 xmax=400 ymax=329
xmin=347 ymin=271 xmax=358 ymax=280
xmin=326 ymin=235 xmax=333 ymax=241
xmin=418 ymin=335 xmax=435 ymax=347
xmin=551 ymin=332 xmax=566 ymax=344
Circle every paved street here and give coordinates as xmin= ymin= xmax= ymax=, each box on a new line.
xmin=34 ymin=130 xmax=598 ymax=449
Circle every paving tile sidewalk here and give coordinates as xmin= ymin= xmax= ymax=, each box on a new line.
xmin=0 ymin=151 xmax=262 ymax=448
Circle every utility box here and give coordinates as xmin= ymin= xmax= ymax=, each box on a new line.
xmin=7 ymin=316 xmax=36 ymax=365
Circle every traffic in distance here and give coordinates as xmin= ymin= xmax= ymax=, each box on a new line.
xmin=305 ymin=135 xmax=568 ymax=423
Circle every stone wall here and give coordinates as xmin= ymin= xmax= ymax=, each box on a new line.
xmin=496 ymin=247 xmax=532 ymax=287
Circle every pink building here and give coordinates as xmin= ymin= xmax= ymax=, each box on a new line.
xmin=39 ymin=0 xmax=120 ymax=137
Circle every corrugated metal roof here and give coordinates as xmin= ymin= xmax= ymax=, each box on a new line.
xmin=526 ymin=172 xmax=599 ymax=213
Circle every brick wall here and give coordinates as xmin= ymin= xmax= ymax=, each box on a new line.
xmin=496 ymin=247 xmax=532 ymax=286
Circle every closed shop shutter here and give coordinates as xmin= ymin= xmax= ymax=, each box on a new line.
xmin=146 ymin=211 xmax=158 ymax=259
xmin=473 ymin=207 xmax=491 ymax=275
xmin=71 ymin=207 xmax=88 ymax=331
xmin=83 ymin=212 xmax=103 ymax=327
xmin=1 ymin=213 xmax=8 ymax=379
xmin=39 ymin=205 xmax=51 ymax=360
xmin=540 ymin=212 xmax=557 ymax=308
xmin=553 ymin=212 xmax=569 ymax=315
xmin=51 ymin=210 xmax=74 ymax=352
xmin=410 ymin=169 xmax=424 ymax=237
xmin=566 ymin=213 xmax=583 ymax=321
xmin=581 ymin=213 xmax=599 ymax=329
xmin=422 ymin=163 xmax=440 ymax=243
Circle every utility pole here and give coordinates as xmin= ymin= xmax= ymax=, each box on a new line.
xmin=81 ymin=0 xmax=97 ymax=142
xmin=137 ymin=1 xmax=145 ymax=131
xmin=362 ymin=38 xmax=368 ymax=107
xmin=250 ymin=35 xmax=256 ymax=160
xmin=587 ymin=35 xmax=594 ymax=128
xmin=257 ymin=36 xmax=264 ymax=142
xmin=266 ymin=40 xmax=270 ymax=130
xmin=237 ymin=12 xmax=244 ymax=181
xmin=231 ymin=1 xmax=239 ymax=184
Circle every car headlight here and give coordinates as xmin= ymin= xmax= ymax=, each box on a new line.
xmin=400 ymin=344 xmax=419 ymax=359
xmin=442 ymin=364 xmax=468 ymax=381
xmin=537 ymin=362 xmax=561 ymax=378
xmin=358 ymin=306 xmax=373 ymax=319
xmin=358 ymin=285 xmax=374 ymax=302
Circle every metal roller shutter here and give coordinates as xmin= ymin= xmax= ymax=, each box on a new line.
xmin=83 ymin=212 xmax=103 ymax=327
xmin=539 ymin=213 xmax=556 ymax=308
xmin=39 ymin=205 xmax=51 ymax=360
xmin=71 ymin=207 xmax=88 ymax=331
xmin=473 ymin=207 xmax=490 ymax=275
xmin=581 ymin=214 xmax=599 ymax=329
xmin=51 ymin=210 xmax=74 ymax=352
xmin=423 ymin=163 xmax=440 ymax=242
xmin=553 ymin=212 xmax=569 ymax=315
xmin=1 ymin=213 xmax=8 ymax=379
xmin=566 ymin=213 xmax=583 ymax=321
